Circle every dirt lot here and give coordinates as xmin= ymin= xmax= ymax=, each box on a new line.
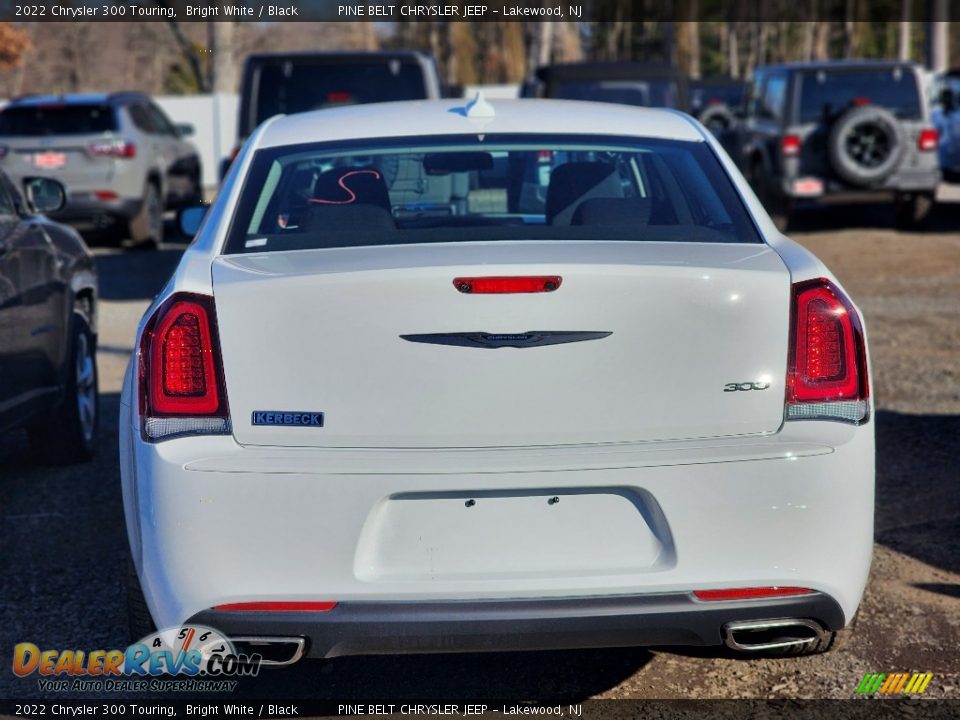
xmin=0 ymin=202 xmax=958 ymax=701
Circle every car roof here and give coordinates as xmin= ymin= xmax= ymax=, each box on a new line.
xmin=7 ymin=92 xmax=145 ymax=107
xmin=537 ymin=62 xmax=685 ymax=82
xmin=253 ymin=98 xmax=704 ymax=149
xmin=755 ymin=59 xmax=921 ymax=73
xmin=244 ymin=50 xmax=434 ymax=65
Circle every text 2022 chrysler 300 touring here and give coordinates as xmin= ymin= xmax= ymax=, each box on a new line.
xmin=120 ymin=97 xmax=874 ymax=664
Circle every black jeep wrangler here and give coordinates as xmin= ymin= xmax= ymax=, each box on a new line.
xmin=728 ymin=61 xmax=940 ymax=229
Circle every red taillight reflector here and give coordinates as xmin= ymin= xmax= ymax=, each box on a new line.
xmin=454 ymin=276 xmax=562 ymax=294
xmin=140 ymin=294 xmax=227 ymax=417
xmin=94 ymin=190 xmax=118 ymax=201
xmin=781 ymin=134 xmax=801 ymax=157
xmin=788 ymin=279 xmax=867 ymax=403
xmin=918 ymin=128 xmax=938 ymax=152
xmin=213 ymin=601 xmax=338 ymax=613
xmin=89 ymin=140 xmax=136 ymax=159
xmin=693 ymin=587 xmax=814 ymax=601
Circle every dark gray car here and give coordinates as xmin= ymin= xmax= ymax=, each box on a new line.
xmin=728 ymin=61 xmax=940 ymax=229
xmin=0 ymin=172 xmax=98 ymax=462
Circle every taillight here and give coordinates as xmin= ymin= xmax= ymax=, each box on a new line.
xmin=89 ymin=139 xmax=136 ymax=159
xmin=787 ymin=278 xmax=869 ymax=424
xmin=454 ymin=276 xmax=562 ymax=294
xmin=94 ymin=190 xmax=118 ymax=201
xmin=781 ymin=134 xmax=801 ymax=158
xmin=918 ymin=128 xmax=938 ymax=152
xmin=139 ymin=293 xmax=230 ymax=441
xmin=693 ymin=587 xmax=814 ymax=601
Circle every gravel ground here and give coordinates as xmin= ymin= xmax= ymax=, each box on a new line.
xmin=0 ymin=201 xmax=958 ymax=702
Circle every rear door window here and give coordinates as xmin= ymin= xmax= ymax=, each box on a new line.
xmin=798 ymin=67 xmax=922 ymax=122
xmin=0 ymin=104 xmax=118 ymax=136
xmin=759 ymin=73 xmax=788 ymax=121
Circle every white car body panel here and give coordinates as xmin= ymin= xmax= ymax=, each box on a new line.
xmin=120 ymin=99 xmax=874 ymax=656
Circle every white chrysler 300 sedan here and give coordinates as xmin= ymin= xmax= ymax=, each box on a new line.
xmin=120 ymin=98 xmax=874 ymax=664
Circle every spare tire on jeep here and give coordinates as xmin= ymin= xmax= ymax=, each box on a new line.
xmin=828 ymin=105 xmax=904 ymax=186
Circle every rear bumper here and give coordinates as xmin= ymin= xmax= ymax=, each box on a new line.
xmin=188 ymin=592 xmax=845 ymax=658
xmin=50 ymin=195 xmax=142 ymax=229
xmin=118 ymin=392 xmax=875 ymax=646
xmin=780 ymin=171 xmax=940 ymax=201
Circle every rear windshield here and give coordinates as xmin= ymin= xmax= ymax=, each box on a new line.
xmin=224 ymin=134 xmax=761 ymax=254
xmin=0 ymin=104 xmax=117 ymax=136
xmin=244 ymin=60 xmax=429 ymax=135
xmin=549 ymin=80 xmax=683 ymax=109
xmin=798 ymin=68 xmax=922 ymax=122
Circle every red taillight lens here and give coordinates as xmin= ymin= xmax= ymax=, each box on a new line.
xmin=94 ymin=190 xmax=118 ymax=201
xmin=139 ymin=293 xmax=229 ymax=440
xmin=454 ymin=276 xmax=562 ymax=294
xmin=693 ymin=587 xmax=814 ymax=601
xmin=781 ymin=134 xmax=801 ymax=158
xmin=918 ymin=128 xmax=938 ymax=152
xmin=89 ymin=139 xmax=136 ymax=159
xmin=213 ymin=601 xmax=338 ymax=613
xmin=787 ymin=279 xmax=869 ymax=423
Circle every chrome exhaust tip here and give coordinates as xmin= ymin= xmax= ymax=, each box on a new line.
xmin=722 ymin=618 xmax=827 ymax=652
xmin=230 ymin=636 xmax=306 ymax=667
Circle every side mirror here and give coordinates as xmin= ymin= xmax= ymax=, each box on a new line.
xmin=178 ymin=205 xmax=208 ymax=236
xmin=939 ymin=88 xmax=956 ymax=113
xmin=176 ymin=123 xmax=196 ymax=138
xmin=24 ymin=177 xmax=66 ymax=214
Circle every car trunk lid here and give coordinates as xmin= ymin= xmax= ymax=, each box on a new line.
xmin=211 ymin=241 xmax=791 ymax=448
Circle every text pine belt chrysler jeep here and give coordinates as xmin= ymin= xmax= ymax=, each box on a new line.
xmin=122 ymin=97 xmax=874 ymax=663
xmin=729 ymin=61 xmax=940 ymax=229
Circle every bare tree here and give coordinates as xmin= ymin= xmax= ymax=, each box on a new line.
xmin=900 ymin=0 xmax=912 ymax=60
xmin=926 ymin=0 xmax=949 ymax=71
xmin=208 ymin=22 xmax=238 ymax=94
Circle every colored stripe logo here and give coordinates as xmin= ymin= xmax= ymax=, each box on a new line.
xmin=856 ymin=672 xmax=933 ymax=695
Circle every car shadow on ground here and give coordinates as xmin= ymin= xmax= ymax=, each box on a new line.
xmin=93 ymin=245 xmax=186 ymax=301
xmin=873 ymin=410 xmax=960 ymax=579
xmin=785 ymin=200 xmax=960 ymax=233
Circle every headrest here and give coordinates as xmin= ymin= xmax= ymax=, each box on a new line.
xmin=310 ymin=166 xmax=391 ymax=212
xmin=571 ymin=197 xmax=652 ymax=227
xmin=545 ymin=162 xmax=624 ymax=225
xmin=300 ymin=203 xmax=396 ymax=238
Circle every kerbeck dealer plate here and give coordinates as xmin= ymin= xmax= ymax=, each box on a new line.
xmin=34 ymin=151 xmax=67 ymax=170
xmin=252 ymin=410 xmax=324 ymax=427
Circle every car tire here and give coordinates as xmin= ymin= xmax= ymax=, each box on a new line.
xmin=894 ymin=192 xmax=934 ymax=229
xmin=28 ymin=310 xmax=98 ymax=464
xmin=698 ymin=104 xmax=736 ymax=135
xmin=828 ymin=106 xmax=905 ymax=186
xmin=129 ymin=181 xmax=164 ymax=248
xmin=127 ymin=556 xmax=156 ymax=642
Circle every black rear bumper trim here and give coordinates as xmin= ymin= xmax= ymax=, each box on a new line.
xmin=188 ymin=591 xmax=845 ymax=659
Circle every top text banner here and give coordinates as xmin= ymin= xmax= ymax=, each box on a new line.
xmin=0 ymin=1 xmax=930 ymax=23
